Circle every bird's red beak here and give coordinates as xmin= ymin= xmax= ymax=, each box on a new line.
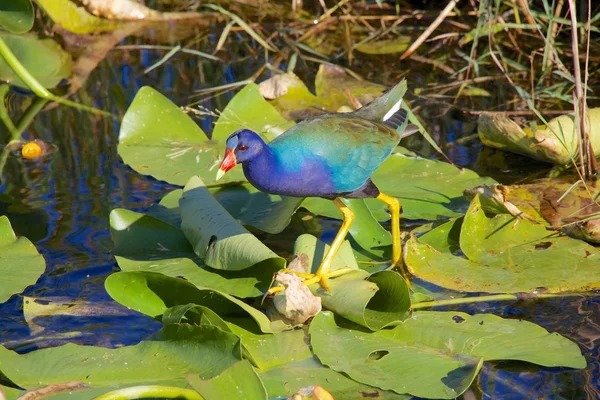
xmin=216 ymin=148 xmax=236 ymax=180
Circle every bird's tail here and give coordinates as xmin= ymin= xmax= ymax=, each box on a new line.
xmin=352 ymin=79 xmax=409 ymax=134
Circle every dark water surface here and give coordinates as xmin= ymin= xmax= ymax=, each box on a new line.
xmin=0 ymin=33 xmax=598 ymax=400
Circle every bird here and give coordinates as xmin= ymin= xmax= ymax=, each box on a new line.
xmin=216 ymin=79 xmax=410 ymax=292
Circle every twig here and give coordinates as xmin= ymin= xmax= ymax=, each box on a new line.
xmin=400 ymin=0 xmax=459 ymax=60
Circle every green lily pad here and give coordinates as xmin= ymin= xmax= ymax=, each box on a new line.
xmin=110 ymin=208 xmax=278 ymax=297
xmin=315 ymin=64 xmax=385 ymax=111
xmin=259 ymin=357 xmax=410 ymax=400
xmin=162 ymin=305 xmax=309 ymax=371
xmin=310 ymin=311 xmax=585 ymax=399
xmin=406 ymin=195 xmax=600 ymax=293
xmin=0 ymin=324 xmax=240 ymax=396
xmin=35 ymin=0 xmax=123 ymax=34
xmin=295 ymin=234 xmax=410 ymax=330
xmin=259 ymin=73 xmax=324 ymax=120
xmin=0 ymin=33 xmax=72 ymax=89
xmin=118 ymin=86 xmax=245 ymax=186
xmin=355 ymin=36 xmax=411 ymax=55
xmin=180 ymin=176 xmax=285 ymax=271
xmin=212 ymin=83 xmax=295 ymax=142
xmin=227 ymin=318 xmax=312 ymax=370
xmin=105 ymin=271 xmax=278 ymax=333
xmin=0 ymin=0 xmax=34 ymax=33
xmin=0 ymin=216 xmax=45 ymax=303
xmin=149 ymin=185 xmax=304 ymax=235
xmin=304 ymin=152 xmax=496 ymax=221
xmin=342 ymin=198 xmax=392 ymax=260
xmin=187 ymin=360 xmax=267 ymax=400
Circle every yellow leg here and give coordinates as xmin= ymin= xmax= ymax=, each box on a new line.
xmin=314 ymin=198 xmax=354 ymax=290
xmin=376 ymin=193 xmax=407 ymax=276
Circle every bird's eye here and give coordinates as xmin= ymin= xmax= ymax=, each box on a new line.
xmin=239 ymin=144 xmax=248 ymax=151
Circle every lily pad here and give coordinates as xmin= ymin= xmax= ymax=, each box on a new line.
xmin=0 ymin=0 xmax=34 ymax=33
xmin=35 ymin=0 xmax=124 ymax=34
xmin=187 ymin=360 xmax=267 ymax=400
xmin=105 ymin=271 xmax=278 ymax=333
xmin=110 ymin=208 xmax=278 ymax=297
xmin=477 ymin=109 xmax=600 ymax=165
xmin=258 ymin=73 xmax=324 ymax=120
xmin=211 ymin=83 xmax=295 ymax=142
xmin=0 ymin=33 xmax=72 ymax=89
xmin=149 ymin=185 xmax=304 ymax=235
xmin=162 ymin=305 xmax=309 ymax=371
xmin=180 ymin=176 xmax=285 ymax=271
xmin=304 ymin=152 xmax=496 ymax=221
xmin=227 ymin=318 xmax=312 ymax=370
xmin=118 ymin=86 xmax=245 ymax=186
xmin=0 ymin=216 xmax=45 ymax=303
xmin=405 ymin=195 xmax=600 ymax=293
xmin=315 ymin=64 xmax=385 ymax=111
xmin=259 ymin=357 xmax=410 ymax=400
xmin=309 ymin=311 xmax=585 ymax=399
xmin=355 ymin=36 xmax=412 ymax=55
xmin=0 ymin=324 xmax=240 ymax=397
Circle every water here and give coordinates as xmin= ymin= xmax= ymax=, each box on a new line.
xmin=0 ymin=28 xmax=598 ymax=400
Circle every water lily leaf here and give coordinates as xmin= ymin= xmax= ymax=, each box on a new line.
xmin=187 ymin=360 xmax=267 ymax=400
xmin=34 ymin=0 xmax=124 ymax=34
xmin=0 ymin=33 xmax=72 ymax=89
xmin=342 ymin=198 xmax=392 ymax=260
xmin=0 ymin=216 xmax=45 ymax=303
xmin=477 ymin=109 xmax=600 ymax=165
xmin=149 ymin=185 xmax=304 ymax=235
xmin=212 ymin=83 xmax=295 ymax=142
xmin=118 ymin=86 xmax=245 ymax=186
xmin=162 ymin=305 xmax=308 ymax=370
xmin=315 ymin=64 xmax=385 ymax=111
xmin=227 ymin=318 xmax=312 ymax=370
xmin=259 ymin=357 xmax=410 ymax=400
xmin=105 ymin=271 xmax=278 ymax=333
xmin=295 ymin=234 xmax=410 ymax=330
xmin=258 ymin=73 xmax=324 ymax=120
xmin=110 ymin=208 xmax=277 ymax=297
xmin=355 ymin=36 xmax=411 ymax=55
xmin=310 ymin=311 xmax=585 ymax=399
xmin=0 ymin=324 xmax=240 ymax=396
xmin=180 ymin=176 xmax=285 ymax=271
xmin=406 ymin=195 xmax=600 ymax=293
xmin=304 ymin=152 xmax=496 ymax=221
xmin=0 ymin=0 xmax=34 ymax=33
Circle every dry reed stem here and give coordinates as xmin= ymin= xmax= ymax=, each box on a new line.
xmin=567 ymin=0 xmax=588 ymax=177
xmin=400 ymin=0 xmax=459 ymax=60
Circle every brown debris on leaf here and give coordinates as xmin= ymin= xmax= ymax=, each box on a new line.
xmin=464 ymin=184 xmax=537 ymax=222
xmin=80 ymin=0 xmax=205 ymax=21
xmin=272 ymin=272 xmax=321 ymax=325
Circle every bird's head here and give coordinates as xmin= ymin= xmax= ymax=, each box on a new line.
xmin=216 ymin=129 xmax=264 ymax=180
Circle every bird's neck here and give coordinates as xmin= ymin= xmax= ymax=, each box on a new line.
xmin=242 ymin=145 xmax=280 ymax=191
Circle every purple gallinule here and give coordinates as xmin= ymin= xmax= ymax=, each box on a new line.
xmin=217 ymin=80 xmax=409 ymax=291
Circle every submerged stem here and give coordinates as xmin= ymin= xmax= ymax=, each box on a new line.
xmin=412 ymin=292 xmax=584 ymax=310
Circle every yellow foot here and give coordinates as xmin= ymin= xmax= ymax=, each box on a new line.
xmin=267 ymin=267 xmax=355 ymax=295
